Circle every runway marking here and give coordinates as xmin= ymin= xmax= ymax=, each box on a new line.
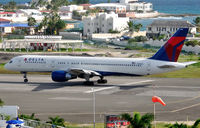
xmin=85 ymin=80 xmax=154 ymax=93
xmin=49 ymin=97 xmax=91 ymax=101
xmin=156 ymin=86 xmax=200 ymax=89
xmin=85 ymin=86 xmax=116 ymax=93
xmin=171 ymin=102 xmax=200 ymax=112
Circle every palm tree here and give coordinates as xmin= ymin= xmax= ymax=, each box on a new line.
xmin=168 ymin=119 xmax=200 ymax=128
xmin=192 ymin=119 xmax=200 ymax=128
xmin=121 ymin=112 xmax=154 ymax=128
xmin=0 ymin=99 xmax=4 ymax=106
xmin=134 ymin=23 xmax=143 ymax=32
xmin=127 ymin=21 xmax=134 ymax=32
xmin=18 ymin=113 xmax=40 ymax=121
xmin=127 ymin=21 xmax=143 ymax=32
xmin=47 ymin=116 xmax=65 ymax=127
xmin=193 ymin=17 xmax=200 ymax=33
xmin=27 ymin=17 xmax=36 ymax=27
xmin=193 ymin=17 xmax=200 ymax=26
xmin=168 ymin=122 xmax=187 ymax=128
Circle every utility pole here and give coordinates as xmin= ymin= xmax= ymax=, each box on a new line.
xmin=92 ymin=88 xmax=96 ymax=128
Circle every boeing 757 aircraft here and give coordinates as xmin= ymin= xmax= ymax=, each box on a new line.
xmin=5 ymin=28 xmax=196 ymax=85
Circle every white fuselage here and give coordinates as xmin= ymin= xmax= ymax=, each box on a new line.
xmin=5 ymin=55 xmax=186 ymax=76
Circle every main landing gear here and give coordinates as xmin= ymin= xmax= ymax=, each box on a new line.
xmin=83 ymin=76 xmax=108 ymax=85
xmin=22 ymin=72 xmax=28 ymax=83
xmin=97 ymin=76 xmax=107 ymax=84
xmin=83 ymin=75 xmax=94 ymax=85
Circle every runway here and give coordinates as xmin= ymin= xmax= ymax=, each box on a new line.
xmin=0 ymin=74 xmax=200 ymax=123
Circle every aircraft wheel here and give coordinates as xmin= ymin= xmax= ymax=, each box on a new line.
xmin=97 ymin=79 xmax=107 ymax=84
xmin=83 ymin=81 xmax=94 ymax=86
xmin=24 ymin=78 xmax=28 ymax=83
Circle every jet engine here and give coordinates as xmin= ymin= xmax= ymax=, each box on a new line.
xmin=51 ymin=70 xmax=77 ymax=82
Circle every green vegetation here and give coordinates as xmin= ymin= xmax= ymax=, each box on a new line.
xmin=3 ymin=0 xmax=17 ymax=11
xmin=37 ymin=12 xmax=66 ymax=35
xmin=121 ymin=112 xmax=154 ymax=128
xmin=0 ymin=98 xmax=4 ymax=106
xmin=47 ymin=116 xmax=65 ymax=127
xmin=108 ymin=29 xmax=120 ymax=33
xmin=185 ymin=40 xmax=200 ymax=47
xmin=28 ymin=17 xmax=36 ymax=27
xmin=127 ymin=21 xmax=143 ymax=32
xmin=72 ymin=0 xmax=89 ymax=4
xmin=193 ymin=17 xmax=200 ymax=33
xmin=19 ymin=113 xmax=40 ymax=121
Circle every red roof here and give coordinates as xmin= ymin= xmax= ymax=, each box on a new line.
xmin=0 ymin=12 xmax=16 ymax=15
xmin=0 ymin=18 xmax=11 ymax=22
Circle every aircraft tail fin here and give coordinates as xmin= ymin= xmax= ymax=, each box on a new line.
xmin=150 ymin=28 xmax=189 ymax=62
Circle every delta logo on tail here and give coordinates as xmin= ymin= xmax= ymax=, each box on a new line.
xmin=150 ymin=28 xmax=189 ymax=62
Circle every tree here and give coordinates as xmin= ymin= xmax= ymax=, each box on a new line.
xmin=0 ymin=99 xmax=4 ymax=106
xmin=108 ymin=0 xmax=111 ymax=3
xmin=193 ymin=17 xmax=200 ymax=26
xmin=168 ymin=122 xmax=187 ymax=128
xmin=28 ymin=17 xmax=36 ymax=27
xmin=38 ymin=12 xmax=66 ymax=35
xmin=194 ymin=17 xmax=200 ymax=32
xmin=72 ymin=0 xmax=89 ymax=4
xmin=167 ymin=119 xmax=200 ymax=128
xmin=47 ymin=116 xmax=65 ymax=127
xmin=127 ymin=21 xmax=143 ymax=32
xmin=18 ymin=113 xmax=40 ymax=121
xmin=134 ymin=23 xmax=143 ymax=32
xmin=121 ymin=112 xmax=154 ymax=128
xmin=55 ymin=19 xmax=66 ymax=34
xmin=127 ymin=21 xmax=134 ymax=32
xmin=3 ymin=0 xmax=17 ymax=11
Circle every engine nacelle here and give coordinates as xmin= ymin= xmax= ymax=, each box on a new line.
xmin=51 ymin=71 xmax=77 ymax=82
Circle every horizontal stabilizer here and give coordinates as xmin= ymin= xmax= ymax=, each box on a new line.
xmin=182 ymin=61 xmax=198 ymax=66
xmin=157 ymin=65 xmax=176 ymax=69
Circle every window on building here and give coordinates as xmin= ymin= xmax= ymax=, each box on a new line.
xmin=148 ymin=27 xmax=152 ymax=31
xmin=88 ymin=29 xmax=90 ymax=32
xmin=162 ymin=27 xmax=166 ymax=31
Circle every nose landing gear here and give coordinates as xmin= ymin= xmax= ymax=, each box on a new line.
xmin=22 ymin=72 xmax=28 ymax=83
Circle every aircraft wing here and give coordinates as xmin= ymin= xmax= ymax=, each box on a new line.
xmin=68 ymin=68 xmax=101 ymax=76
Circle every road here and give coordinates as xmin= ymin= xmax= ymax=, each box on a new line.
xmin=0 ymin=74 xmax=200 ymax=123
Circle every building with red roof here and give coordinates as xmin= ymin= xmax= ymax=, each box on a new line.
xmin=0 ymin=18 xmax=11 ymax=24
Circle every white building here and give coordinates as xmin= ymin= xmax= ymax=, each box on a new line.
xmin=83 ymin=12 xmax=129 ymax=36
xmin=59 ymin=5 xmax=84 ymax=12
xmin=126 ymin=2 xmax=153 ymax=12
xmin=119 ymin=0 xmax=153 ymax=12
xmin=0 ymin=12 xmax=27 ymax=22
xmin=17 ymin=9 xmax=44 ymax=21
xmin=120 ymin=0 xmax=138 ymax=4
xmin=146 ymin=20 xmax=196 ymax=38
xmin=90 ymin=3 xmax=126 ymax=13
xmin=31 ymin=0 xmax=51 ymax=4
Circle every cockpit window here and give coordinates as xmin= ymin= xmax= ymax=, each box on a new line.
xmin=9 ymin=60 xmax=13 ymax=64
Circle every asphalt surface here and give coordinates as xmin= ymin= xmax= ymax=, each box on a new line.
xmin=0 ymin=74 xmax=200 ymax=123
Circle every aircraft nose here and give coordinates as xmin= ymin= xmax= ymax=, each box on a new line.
xmin=4 ymin=63 xmax=9 ymax=70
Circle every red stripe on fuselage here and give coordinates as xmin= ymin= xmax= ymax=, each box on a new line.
xmin=164 ymin=37 xmax=186 ymax=61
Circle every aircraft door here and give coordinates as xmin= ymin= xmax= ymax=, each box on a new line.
xmin=147 ymin=62 xmax=151 ymax=75
xmin=17 ymin=59 xmax=21 ymax=67
xmin=50 ymin=60 xmax=56 ymax=69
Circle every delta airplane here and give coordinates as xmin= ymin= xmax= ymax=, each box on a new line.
xmin=4 ymin=28 xmax=196 ymax=85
